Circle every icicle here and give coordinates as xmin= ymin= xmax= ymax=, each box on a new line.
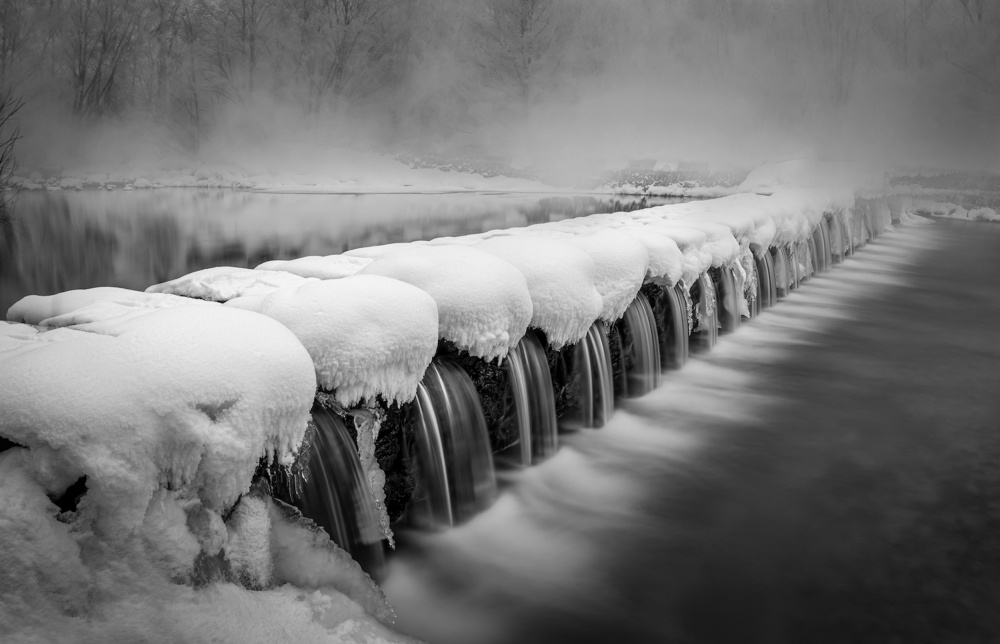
xmin=699 ymin=272 xmax=717 ymax=328
xmin=680 ymin=280 xmax=695 ymax=334
xmin=739 ymin=252 xmax=757 ymax=318
xmin=352 ymin=407 xmax=394 ymax=549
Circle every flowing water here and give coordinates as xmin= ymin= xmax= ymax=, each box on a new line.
xmin=571 ymin=322 xmax=616 ymax=429
xmin=296 ymin=407 xmax=387 ymax=578
xmin=407 ymin=360 xmax=498 ymax=529
xmin=615 ymin=296 xmax=661 ymax=397
xmin=383 ymin=220 xmax=1000 ymax=644
xmin=504 ymin=332 xmax=559 ymax=466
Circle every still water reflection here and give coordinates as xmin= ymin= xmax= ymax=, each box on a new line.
xmin=0 ymin=190 xmax=686 ymax=313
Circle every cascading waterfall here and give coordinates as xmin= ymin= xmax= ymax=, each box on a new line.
xmin=830 ymin=215 xmax=847 ymax=263
xmin=773 ymin=247 xmax=792 ymax=298
xmin=806 ymin=235 xmax=819 ymax=278
xmin=716 ymin=266 xmax=741 ymax=333
xmin=812 ymin=223 xmax=830 ymax=273
xmin=614 ymin=296 xmax=661 ymax=398
xmin=566 ymin=322 xmax=615 ymax=428
xmin=297 ymin=407 xmax=388 ymax=578
xmin=789 ymin=243 xmax=806 ymax=288
xmin=407 ymin=360 xmax=497 ymax=528
xmin=755 ymin=250 xmax=777 ymax=310
xmin=649 ymin=283 xmax=689 ymax=371
xmin=503 ymin=332 xmax=558 ymax=466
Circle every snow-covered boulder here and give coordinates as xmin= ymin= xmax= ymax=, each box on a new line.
xmin=650 ymin=220 xmax=741 ymax=271
xmin=0 ymin=306 xmax=317 ymax=540
xmin=358 ymin=244 xmax=533 ymax=361
xmin=226 ymin=275 xmax=439 ymax=406
xmin=474 ymin=235 xmax=603 ymax=348
xmin=539 ymin=228 xmax=649 ymax=324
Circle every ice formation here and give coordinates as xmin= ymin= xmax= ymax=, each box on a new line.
xmin=225 ymin=275 xmax=439 ymax=406
xmin=358 ymin=244 xmax=533 ymax=361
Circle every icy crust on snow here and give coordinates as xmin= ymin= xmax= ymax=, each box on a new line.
xmin=472 ymin=234 xmax=603 ymax=348
xmin=358 ymin=244 xmax=533 ymax=361
xmin=147 ymin=266 xmax=316 ymax=301
xmin=225 ymin=275 xmax=439 ymax=406
xmin=256 ymin=254 xmax=374 ymax=280
xmin=0 ymin=307 xmax=316 ymax=539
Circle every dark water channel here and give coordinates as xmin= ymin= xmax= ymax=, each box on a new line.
xmin=383 ymin=220 xmax=1000 ymax=644
xmin=0 ymin=190 xmax=682 ymax=314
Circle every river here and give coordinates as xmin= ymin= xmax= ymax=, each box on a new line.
xmin=382 ymin=219 xmax=1000 ymax=644
xmin=0 ymin=189 xmax=682 ymax=313
xmin=6 ymin=190 xmax=998 ymax=643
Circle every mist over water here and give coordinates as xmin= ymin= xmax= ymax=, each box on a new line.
xmin=6 ymin=0 xmax=1000 ymax=177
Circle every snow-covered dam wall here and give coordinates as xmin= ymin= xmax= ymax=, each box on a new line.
xmin=0 ymin=165 xmax=906 ymax=636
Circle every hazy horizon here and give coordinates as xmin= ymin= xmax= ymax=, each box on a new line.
xmin=5 ymin=0 xmax=1000 ymax=179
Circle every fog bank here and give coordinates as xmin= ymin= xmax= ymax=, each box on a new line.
xmin=6 ymin=0 xmax=999 ymax=178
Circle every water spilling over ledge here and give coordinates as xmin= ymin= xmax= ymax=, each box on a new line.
xmin=1 ymin=165 xmax=960 ymax=641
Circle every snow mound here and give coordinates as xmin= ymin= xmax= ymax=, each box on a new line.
xmin=650 ymin=220 xmax=741 ymax=270
xmin=147 ymin=266 xmax=315 ymax=302
xmin=256 ymin=255 xmax=373 ymax=280
xmin=551 ymin=229 xmax=649 ymax=323
xmin=474 ymin=235 xmax=603 ymax=348
xmin=0 ymin=306 xmax=317 ymax=540
xmin=225 ymin=275 xmax=439 ymax=406
xmin=358 ymin=244 xmax=532 ymax=361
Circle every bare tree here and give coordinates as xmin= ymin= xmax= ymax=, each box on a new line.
xmin=67 ymin=0 xmax=144 ymax=115
xmin=204 ymin=0 xmax=277 ymax=102
xmin=475 ymin=0 xmax=566 ymax=107
xmin=274 ymin=0 xmax=407 ymax=113
xmin=0 ymin=88 xmax=23 ymax=238
xmin=939 ymin=0 xmax=1000 ymax=98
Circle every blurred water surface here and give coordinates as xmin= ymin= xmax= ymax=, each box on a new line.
xmin=0 ymin=189 xmax=685 ymax=313
xmin=383 ymin=221 xmax=1000 ymax=644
